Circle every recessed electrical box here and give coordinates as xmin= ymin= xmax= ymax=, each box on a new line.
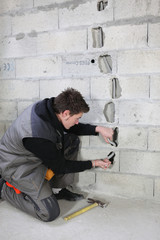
xmin=97 ymin=0 xmax=108 ymax=11
xmin=103 ymin=102 xmax=115 ymax=123
xmin=98 ymin=55 xmax=112 ymax=74
xmin=92 ymin=27 xmax=104 ymax=48
xmin=112 ymin=78 xmax=122 ymax=99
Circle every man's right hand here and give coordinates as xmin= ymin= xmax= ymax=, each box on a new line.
xmin=95 ymin=126 xmax=114 ymax=144
xmin=92 ymin=158 xmax=111 ymax=169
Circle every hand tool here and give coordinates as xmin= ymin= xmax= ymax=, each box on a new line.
xmin=107 ymin=127 xmax=118 ymax=147
xmin=100 ymin=152 xmax=115 ymax=169
xmin=64 ymin=198 xmax=109 ymax=221
xmin=107 ymin=151 xmax=115 ymax=165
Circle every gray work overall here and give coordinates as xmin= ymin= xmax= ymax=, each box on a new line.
xmin=0 ymin=103 xmax=79 ymax=222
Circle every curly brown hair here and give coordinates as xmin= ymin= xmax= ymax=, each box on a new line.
xmin=53 ymin=88 xmax=89 ymax=115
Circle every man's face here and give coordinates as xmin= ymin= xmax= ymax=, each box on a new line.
xmin=62 ymin=111 xmax=83 ymax=129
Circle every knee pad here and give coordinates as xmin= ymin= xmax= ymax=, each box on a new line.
xmin=41 ymin=194 xmax=60 ymax=222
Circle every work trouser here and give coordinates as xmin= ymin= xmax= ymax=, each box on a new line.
xmin=1 ymin=134 xmax=80 ymax=222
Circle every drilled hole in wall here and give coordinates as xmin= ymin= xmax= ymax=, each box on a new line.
xmin=91 ymin=59 xmax=95 ymax=64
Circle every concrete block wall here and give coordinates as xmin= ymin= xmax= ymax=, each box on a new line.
xmin=0 ymin=0 xmax=160 ymax=201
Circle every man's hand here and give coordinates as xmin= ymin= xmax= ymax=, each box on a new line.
xmin=95 ymin=126 xmax=114 ymax=144
xmin=92 ymin=158 xmax=111 ymax=169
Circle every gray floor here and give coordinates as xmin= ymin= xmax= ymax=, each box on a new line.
xmin=0 ymin=193 xmax=160 ymax=240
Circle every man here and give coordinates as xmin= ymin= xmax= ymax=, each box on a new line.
xmin=0 ymin=88 xmax=113 ymax=222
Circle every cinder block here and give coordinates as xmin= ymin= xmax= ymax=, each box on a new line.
xmin=59 ymin=1 xmax=113 ymax=28
xmin=155 ymin=178 xmax=160 ymax=201
xmin=148 ymin=128 xmax=160 ymax=151
xmin=0 ymin=123 xmax=5 ymax=139
xmin=82 ymin=100 xmax=113 ymax=124
xmin=62 ymin=54 xmax=101 ymax=77
xmin=96 ymin=172 xmax=153 ymax=199
xmin=79 ymin=136 xmax=90 ymax=148
xmin=40 ymin=78 xmax=90 ymax=99
xmin=150 ymin=76 xmax=160 ymax=99
xmin=119 ymin=76 xmax=149 ymax=99
xmin=0 ymin=35 xmax=37 ymax=58
xmin=118 ymin=127 xmax=147 ymax=150
xmin=35 ymin=0 xmax=71 ymax=6
xmin=12 ymin=9 xmax=58 ymax=35
xmin=79 ymin=147 xmax=116 ymax=160
xmin=0 ymin=80 xmax=39 ymax=100
xmin=90 ymin=135 xmax=113 ymax=148
xmin=78 ymin=148 xmax=119 ymax=172
xmin=148 ymin=23 xmax=160 ymax=48
xmin=88 ymin=24 xmax=147 ymax=50
xmin=0 ymin=16 xmax=12 ymax=36
xmin=74 ymin=171 xmax=96 ymax=189
xmin=119 ymin=101 xmax=160 ymax=125
xmin=0 ymin=102 xmax=17 ymax=121
xmin=37 ymin=29 xmax=87 ymax=54
xmin=18 ymin=101 xmax=35 ymax=116
xmin=16 ymin=56 xmax=62 ymax=78
xmin=0 ymin=59 xmax=15 ymax=79
xmin=63 ymin=53 xmax=116 ymax=76
xmin=0 ymin=0 xmax=33 ymax=14
xmin=120 ymin=151 xmax=160 ymax=176
xmin=90 ymin=76 xmax=112 ymax=99
xmin=118 ymin=50 xmax=160 ymax=74
xmin=114 ymin=0 xmax=160 ymax=20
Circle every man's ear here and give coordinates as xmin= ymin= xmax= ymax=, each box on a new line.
xmin=62 ymin=110 xmax=70 ymax=120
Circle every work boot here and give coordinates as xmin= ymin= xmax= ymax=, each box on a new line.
xmin=55 ymin=188 xmax=84 ymax=201
xmin=0 ymin=178 xmax=5 ymax=199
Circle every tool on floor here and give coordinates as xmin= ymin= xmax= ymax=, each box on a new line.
xmin=64 ymin=198 xmax=109 ymax=221
xmin=107 ymin=127 xmax=118 ymax=147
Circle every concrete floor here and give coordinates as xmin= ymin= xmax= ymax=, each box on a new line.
xmin=0 ymin=193 xmax=160 ymax=240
